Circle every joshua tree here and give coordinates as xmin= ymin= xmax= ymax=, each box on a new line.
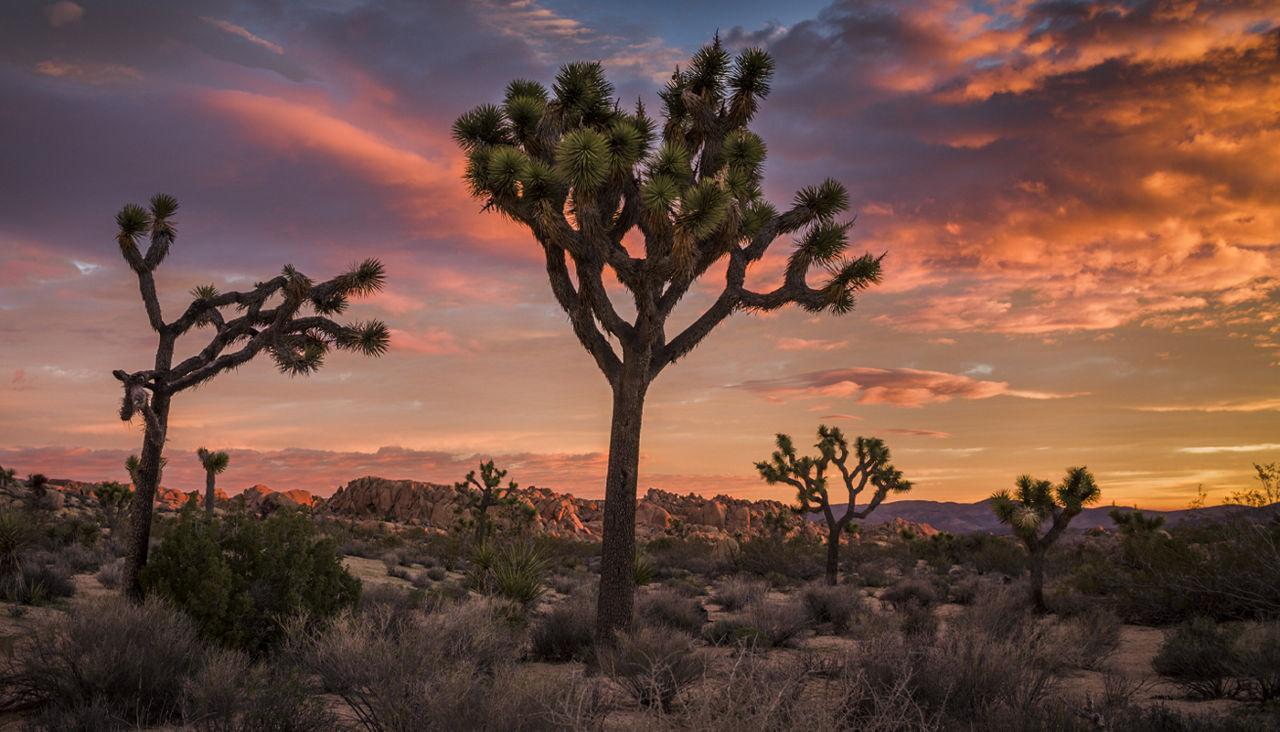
xmin=0 ymin=466 xmax=16 ymax=489
xmin=27 ymin=473 xmax=48 ymax=493
xmin=756 ymin=426 xmax=910 ymax=585
xmin=453 ymin=460 xmax=525 ymax=546
xmin=196 ymin=448 xmax=230 ymax=516
xmin=112 ymin=194 xmax=389 ymax=602
xmin=455 ymin=38 xmax=885 ymax=639
xmin=1108 ymin=507 xmax=1166 ymax=537
xmin=991 ymin=467 xmax=1101 ymax=612
xmin=93 ymin=480 xmax=134 ymax=534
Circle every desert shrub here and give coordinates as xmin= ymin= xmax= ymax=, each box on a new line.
xmin=141 ymin=507 xmax=361 ymax=654
xmin=359 ymin=582 xmax=430 ymax=630
xmin=296 ymin=597 xmax=560 ymax=730
xmin=49 ymin=542 xmax=104 ymax=573
xmin=947 ymin=573 xmax=980 ymax=604
xmin=953 ymin=532 xmax=1028 ymax=576
xmin=709 ymin=574 xmax=768 ymax=611
xmin=599 ymin=626 xmax=705 ymax=713
xmin=660 ymin=574 xmax=706 ymax=598
xmin=8 ymin=550 xmax=76 ymax=604
xmin=1110 ymin=519 xmax=1280 ymax=624
xmin=95 ymin=559 xmax=122 ymax=589
xmin=735 ymin=598 xmax=808 ymax=648
xmin=880 ymin=577 xmax=938 ymax=611
xmin=646 ymin=536 xmax=728 ymax=577
xmin=0 ymin=597 xmax=205 ymax=729
xmin=801 ymin=582 xmax=863 ymax=634
xmin=1050 ymin=606 xmax=1121 ymax=670
xmin=699 ymin=619 xmax=769 ymax=651
xmin=426 ymin=565 xmax=448 ymax=582
xmin=1152 ymin=617 xmax=1240 ymax=699
xmin=636 ymin=586 xmax=707 ymax=634
xmin=677 ymin=651 xmax=810 ymax=729
xmin=529 ymin=591 xmax=595 ymax=662
xmin=1233 ymin=621 xmax=1280 ymax=701
xmin=898 ymin=602 xmax=938 ymax=638
xmin=734 ymin=537 xmax=823 ymax=581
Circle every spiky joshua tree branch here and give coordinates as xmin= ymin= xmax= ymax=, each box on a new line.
xmin=456 ymin=37 xmax=886 ymax=642
xmin=991 ymin=466 xmax=1101 ymax=612
xmin=112 ymin=194 xmax=390 ymax=602
xmin=756 ymin=426 xmax=910 ymax=585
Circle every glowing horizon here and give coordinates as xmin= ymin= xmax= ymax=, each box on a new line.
xmin=2 ymin=0 xmax=1278 ymax=511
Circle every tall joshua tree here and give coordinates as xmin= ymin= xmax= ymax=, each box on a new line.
xmin=196 ymin=448 xmax=230 ymax=516
xmin=113 ymin=194 xmax=389 ymax=601
xmin=756 ymin=426 xmax=910 ymax=585
xmin=991 ymin=467 xmax=1101 ymax=612
xmin=453 ymin=460 xmax=525 ymax=546
xmin=454 ymin=38 xmax=885 ymax=639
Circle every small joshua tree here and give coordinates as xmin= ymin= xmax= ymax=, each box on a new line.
xmin=756 ymin=426 xmax=910 ymax=585
xmin=991 ymin=466 xmax=1101 ymax=612
xmin=196 ymin=448 xmax=230 ymax=516
xmin=456 ymin=37 xmax=886 ymax=640
xmin=93 ymin=480 xmax=134 ymax=534
xmin=112 ymin=194 xmax=390 ymax=601
xmin=1108 ymin=507 xmax=1166 ymax=537
xmin=0 ymin=466 xmax=16 ymax=489
xmin=453 ymin=460 xmax=526 ymax=546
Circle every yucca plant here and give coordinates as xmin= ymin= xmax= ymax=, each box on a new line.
xmin=112 ymin=194 xmax=390 ymax=601
xmin=456 ymin=37 xmax=887 ymax=641
xmin=196 ymin=448 xmax=230 ymax=516
xmin=756 ymin=426 xmax=910 ymax=585
xmin=991 ymin=467 xmax=1101 ymax=612
xmin=491 ymin=541 xmax=548 ymax=608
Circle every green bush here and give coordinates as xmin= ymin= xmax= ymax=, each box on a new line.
xmin=141 ymin=507 xmax=361 ymax=654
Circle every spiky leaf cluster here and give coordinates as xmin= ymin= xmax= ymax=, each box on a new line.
xmin=991 ymin=467 xmax=1101 ymax=549
xmin=453 ymin=39 xmax=884 ymax=388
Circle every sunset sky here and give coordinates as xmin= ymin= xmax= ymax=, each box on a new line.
xmin=1 ymin=0 xmax=1277 ymax=509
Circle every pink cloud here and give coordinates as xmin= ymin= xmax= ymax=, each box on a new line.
xmin=389 ymin=327 xmax=471 ymax=356
xmin=736 ymin=366 xmax=1081 ymax=408
xmin=775 ymin=337 xmax=849 ymax=351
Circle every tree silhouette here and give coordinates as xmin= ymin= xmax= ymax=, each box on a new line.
xmin=196 ymin=448 xmax=230 ymax=516
xmin=991 ymin=467 xmax=1101 ymax=612
xmin=112 ymin=194 xmax=389 ymax=601
xmin=0 ymin=466 xmax=16 ymax=489
xmin=454 ymin=38 xmax=885 ymax=640
xmin=453 ymin=460 xmax=525 ymax=546
xmin=756 ymin=426 xmax=910 ymax=585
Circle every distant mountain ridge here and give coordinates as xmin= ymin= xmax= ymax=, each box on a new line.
xmin=812 ymin=498 xmax=1277 ymax=535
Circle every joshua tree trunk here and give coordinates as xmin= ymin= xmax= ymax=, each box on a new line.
xmin=123 ymin=390 xmax=170 ymax=602
xmin=596 ymin=361 xmax=648 ymax=640
xmin=204 ymin=471 xmax=216 ymax=516
xmin=473 ymin=500 xmax=491 ymax=546
xmin=1029 ymin=545 xmax=1047 ymax=613
xmin=825 ymin=526 xmax=842 ymax=586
